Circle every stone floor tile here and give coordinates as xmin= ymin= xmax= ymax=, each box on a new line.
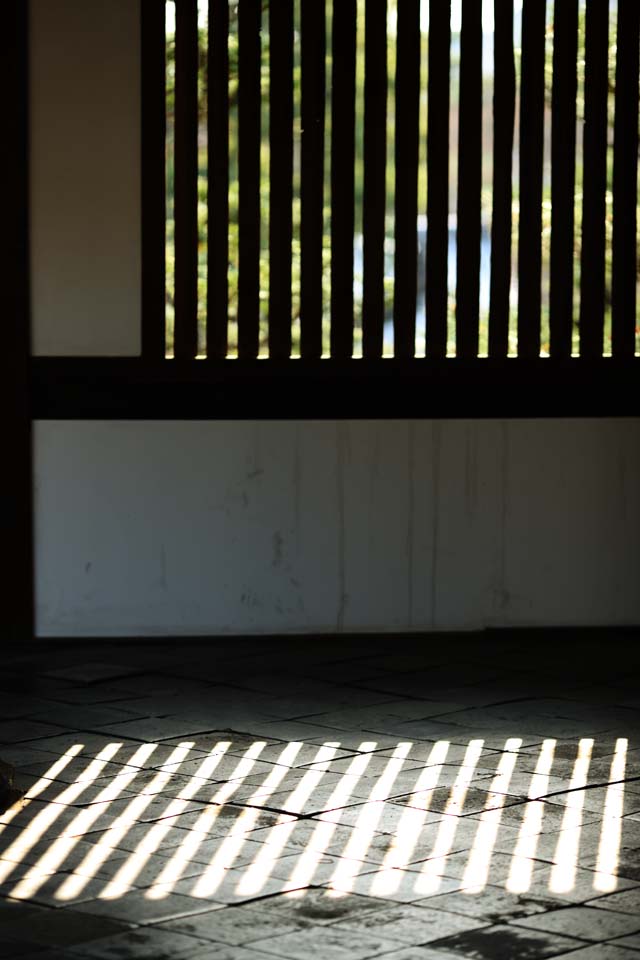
xmin=0 ymin=722 xmax=72 ymax=745
xmin=525 ymin=862 xmax=640 ymax=903
xmin=160 ymin=902 xmax=314 ymax=944
xmin=74 ymin=820 xmax=196 ymax=855
xmin=301 ymin=754 xmax=428 ymax=779
xmin=465 ymin=798 xmax=600 ymax=833
xmin=70 ymin=927 xmax=213 ymax=959
xmin=315 ymin=800 xmax=443 ymax=834
xmin=608 ymin=933 xmax=640 ymax=951
xmin=0 ymin=903 xmax=130 ymax=949
xmin=510 ymin=904 xmax=640 ymax=941
xmin=130 ymin=803 xmax=295 ymax=844
xmin=248 ymin=925 xmax=403 ymax=960
xmin=429 ymin=923 xmax=586 ymax=959
xmin=187 ymin=947 xmax=294 ymax=960
xmin=265 ymin=784 xmax=372 ymax=817
xmin=544 ymin=786 xmax=640 ymax=818
xmin=15 ymin=774 xmax=138 ymax=807
xmin=415 ymin=883 xmax=561 ymax=922
xmin=29 ymin=705 xmax=138 ymax=730
xmin=256 ymin=852 xmax=375 ymax=887
xmin=11 ymin=734 xmax=147 ymax=763
xmin=244 ymin=888 xmax=386 ymax=925
xmin=151 ymin=832 xmax=301 ymax=872
xmin=548 ymin=946 xmax=640 ymax=960
xmin=74 ymin=888 xmax=218 ymax=924
xmin=0 ymin=939 xmax=46 ymax=959
xmin=0 ymin=875 xmax=134 ymax=909
xmin=15 ymin=756 xmax=142 ymax=785
xmin=364 ymin=950 xmax=460 ymax=960
xmin=249 ymin=818 xmax=360 ymax=857
xmin=330 ymin=902 xmax=488 ymax=945
xmin=361 ymin=743 xmax=505 ymax=769
xmin=392 ymin=786 xmax=528 ymax=818
xmin=91 ymin=717 xmax=240 ymax=743
xmin=586 ymin=887 xmax=640 ymax=914
xmin=41 ymin=664 xmax=143 ymax=685
xmin=301 ymin=731 xmax=416 ymax=752
xmin=325 ymin=866 xmax=464 ymax=902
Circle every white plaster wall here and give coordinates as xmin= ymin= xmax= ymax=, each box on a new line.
xmin=30 ymin=1 xmax=640 ymax=636
xmin=34 ymin=418 xmax=640 ymax=636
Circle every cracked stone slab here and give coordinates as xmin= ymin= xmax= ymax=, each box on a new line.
xmin=159 ymin=902 xmax=315 ymax=945
xmin=510 ymin=904 xmax=640 ymax=941
xmin=429 ymin=922 xmax=586 ymax=959
xmin=329 ymin=902 xmax=488 ymax=945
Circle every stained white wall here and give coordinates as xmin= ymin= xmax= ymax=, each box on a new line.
xmin=31 ymin=1 xmax=640 ymax=636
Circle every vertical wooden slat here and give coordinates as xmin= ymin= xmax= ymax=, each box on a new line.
xmin=330 ymin=0 xmax=357 ymax=359
xmin=549 ymin=0 xmax=578 ymax=358
xmin=579 ymin=0 xmax=609 ymax=358
xmin=269 ymin=0 xmax=294 ymax=359
xmin=362 ymin=0 xmax=387 ymax=359
xmin=517 ymin=0 xmax=546 ymax=358
xmin=488 ymin=0 xmax=515 ymax=358
xmin=611 ymin=0 xmax=639 ymax=358
xmin=4 ymin=0 xmax=33 ymax=640
xmin=393 ymin=0 xmax=420 ymax=359
xmin=238 ymin=0 xmax=262 ymax=359
xmin=207 ymin=0 xmax=230 ymax=359
xmin=425 ymin=0 xmax=451 ymax=359
xmin=173 ymin=0 xmax=199 ymax=359
xmin=141 ymin=0 xmax=166 ymax=360
xmin=300 ymin=0 xmax=326 ymax=359
xmin=456 ymin=0 xmax=482 ymax=359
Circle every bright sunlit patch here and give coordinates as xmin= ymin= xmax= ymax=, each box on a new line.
xmin=54 ymin=742 xmax=196 ymax=901
xmin=461 ymin=738 xmax=522 ymax=893
xmin=0 ymin=745 xmax=84 ymax=833
xmin=370 ymin=740 xmax=450 ymax=896
xmin=1 ymin=733 xmax=632 ymax=907
xmin=12 ymin=743 xmax=159 ymax=902
xmin=506 ymin=739 xmax=556 ymax=894
xmin=155 ymin=740 xmax=303 ymax=900
xmin=413 ymin=739 xmax=485 ymax=896
xmin=283 ymin=743 xmax=378 ymax=897
xmin=593 ymin=738 xmax=628 ymax=893
xmin=99 ymin=741 xmax=234 ymax=899
xmin=0 ymin=744 xmax=123 ymax=887
xmin=549 ymin=738 xmax=594 ymax=894
xmin=327 ymin=743 xmax=413 ymax=895
xmin=233 ymin=742 xmax=340 ymax=897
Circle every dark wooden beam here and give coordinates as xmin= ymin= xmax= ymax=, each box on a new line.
xmin=3 ymin=1 xmax=34 ymax=641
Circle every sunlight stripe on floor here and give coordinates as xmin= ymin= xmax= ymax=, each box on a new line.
xmin=0 ymin=744 xmax=123 ymax=885
xmin=280 ymin=743 xmax=378 ymax=896
xmin=231 ymin=743 xmax=341 ymax=898
xmin=593 ymin=737 xmax=627 ymax=893
xmin=412 ymin=739 xmax=485 ymax=896
xmin=549 ymin=738 xmax=594 ymax=894
xmin=327 ymin=742 xmax=413 ymax=895
xmin=11 ymin=743 xmax=158 ymax=901
xmin=52 ymin=742 xmax=197 ymax=900
xmin=97 ymin=741 xmax=232 ymax=898
xmin=0 ymin=745 xmax=84 ymax=835
xmin=461 ymin=737 xmax=522 ymax=893
xmin=369 ymin=740 xmax=450 ymax=896
xmin=505 ymin=739 xmax=556 ymax=893
xmin=183 ymin=741 xmax=312 ymax=899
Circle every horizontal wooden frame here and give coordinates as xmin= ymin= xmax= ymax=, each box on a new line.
xmin=31 ymin=356 xmax=640 ymax=420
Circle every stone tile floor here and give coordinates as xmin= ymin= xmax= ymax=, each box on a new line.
xmin=1 ymin=630 xmax=640 ymax=958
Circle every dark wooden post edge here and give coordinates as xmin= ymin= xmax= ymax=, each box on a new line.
xmin=4 ymin=1 xmax=34 ymax=641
